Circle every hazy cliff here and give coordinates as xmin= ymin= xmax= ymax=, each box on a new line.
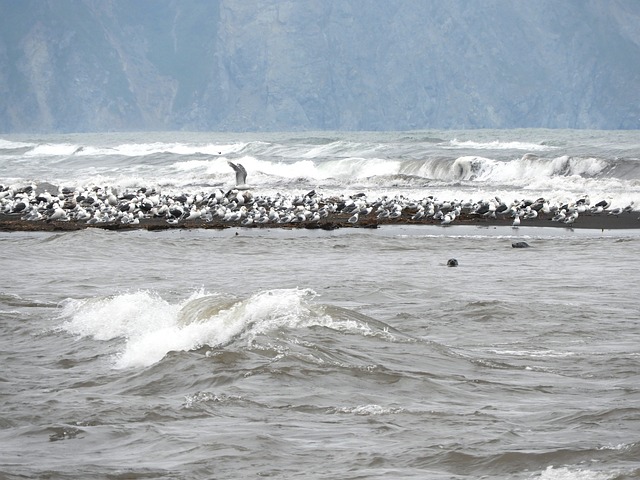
xmin=0 ymin=0 xmax=639 ymax=132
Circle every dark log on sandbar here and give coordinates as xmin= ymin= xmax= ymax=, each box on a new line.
xmin=1 ymin=210 xmax=638 ymax=232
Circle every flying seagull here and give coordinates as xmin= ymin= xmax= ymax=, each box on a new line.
xmin=228 ymin=161 xmax=251 ymax=190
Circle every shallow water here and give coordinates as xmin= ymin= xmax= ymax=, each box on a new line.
xmin=1 ymin=225 xmax=639 ymax=479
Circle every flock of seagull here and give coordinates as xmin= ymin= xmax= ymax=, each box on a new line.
xmin=0 ymin=162 xmax=636 ymax=229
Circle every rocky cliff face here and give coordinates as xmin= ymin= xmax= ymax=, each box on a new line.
xmin=1 ymin=0 xmax=639 ymax=132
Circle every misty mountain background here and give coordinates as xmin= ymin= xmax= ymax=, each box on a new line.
xmin=0 ymin=0 xmax=639 ymax=133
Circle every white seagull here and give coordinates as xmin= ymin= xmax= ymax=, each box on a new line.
xmin=228 ymin=161 xmax=252 ymax=190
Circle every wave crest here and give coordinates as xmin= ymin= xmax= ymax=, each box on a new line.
xmin=56 ymin=288 xmax=401 ymax=369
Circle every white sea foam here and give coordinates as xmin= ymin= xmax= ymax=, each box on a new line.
xmin=488 ymin=348 xmax=576 ymax=358
xmin=57 ymin=288 xmax=392 ymax=369
xmin=535 ymin=465 xmax=617 ymax=480
xmin=5 ymin=131 xmax=640 ymax=213
xmin=236 ymin=156 xmax=325 ymax=180
xmin=171 ymin=158 xmax=229 ymax=174
xmin=332 ymin=404 xmax=404 ymax=415
xmin=58 ymin=290 xmax=180 ymax=341
xmin=0 ymin=139 xmax=35 ymax=149
xmin=445 ymin=139 xmax=555 ymax=151
xmin=24 ymin=143 xmax=81 ymax=156
xmin=440 ymin=155 xmax=610 ymax=184
xmin=58 ymin=288 xmax=301 ymax=368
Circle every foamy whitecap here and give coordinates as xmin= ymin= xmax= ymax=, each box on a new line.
xmin=238 ymin=156 xmax=324 ymax=180
xmin=537 ymin=465 xmax=617 ymax=480
xmin=331 ymin=404 xmax=404 ymax=415
xmin=172 ymin=158 xmax=229 ymax=173
xmin=445 ymin=139 xmax=555 ymax=151
xmin=449 ymin=156 xmax=497 ymax=181
xmin=487 ymin=349 xmax=577 ymax=358
xmin=24 ymin=143 xmax=81 ymax=157
xmin=56 ymin=288 xmax=399 ymax=369
xmin=326 ymin=157 xmax=402 ymax=180
xmin=58 ymin=290 xmax=180 ymax=340
xmin=6 ymin=130 xmax=640 ymax=214
xmin=0 ymin=139 xmax=35 ymax=149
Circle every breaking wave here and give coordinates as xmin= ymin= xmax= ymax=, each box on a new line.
xmin=3 ymin=131 xmax=640 ymax=209
xmin=56 ymin=288 xmax=404 ymax=369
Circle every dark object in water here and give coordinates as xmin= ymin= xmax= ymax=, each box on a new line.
xmin=512 ymin=241 xmax=530 ymax=248
xmin=447 ymin=258 xmax=458 ymax=267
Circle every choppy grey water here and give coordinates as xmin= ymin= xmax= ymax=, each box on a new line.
xmin=1 ymin=224 xmax=639 ymax=479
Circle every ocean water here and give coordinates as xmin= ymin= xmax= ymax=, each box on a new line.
xmin=1 ymin=129 xmax=640 ymax=208
xmin=1 ymin=131 xmax=640 ymax=479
